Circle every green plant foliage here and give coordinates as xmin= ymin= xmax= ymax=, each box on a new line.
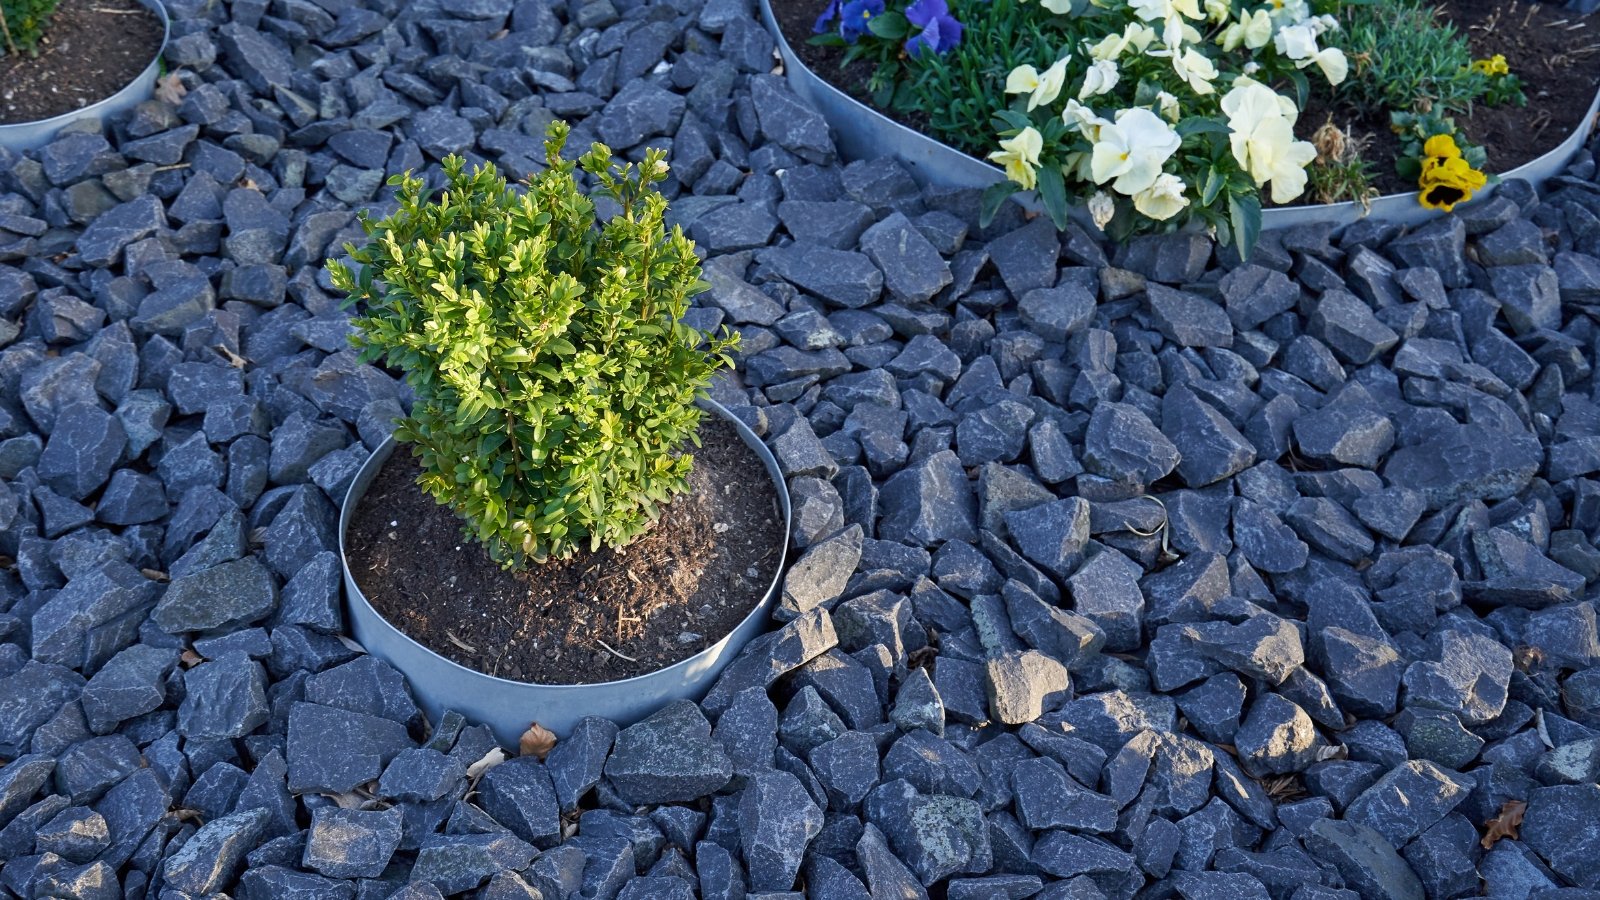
xmin=1306 ymin=154 xmax=1376 ymax=206
xmin=1333 ymin=0 xmax=1485 ymax=115
xmin=0 ymin=0 xmax=63 ymax=56
xmin=897 ymin=0 xmax=1061 ymax=155
xmin=328 ymin=122 xmax=737 ymax=566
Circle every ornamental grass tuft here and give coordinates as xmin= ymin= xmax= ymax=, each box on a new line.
xmin=328 ymin=122 xmax=737 ymax=566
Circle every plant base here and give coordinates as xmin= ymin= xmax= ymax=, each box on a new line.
xmin=339 ymin=399 xmax=792 ymax=742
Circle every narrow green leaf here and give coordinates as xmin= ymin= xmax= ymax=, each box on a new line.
xmin=979 ymin=182 xmax=1015 ymax=228
xmin=1228 ymin=192 xmax=1262 ymax=261
xmin=1036 ymin=165 xmax=1071 ymax=231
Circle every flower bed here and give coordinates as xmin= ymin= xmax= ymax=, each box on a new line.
xmin=774 ymin=0 xmax=1600 ymax=247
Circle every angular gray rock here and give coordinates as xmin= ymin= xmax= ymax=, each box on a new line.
xmin=605 ymin=701 xmax=733 ymax=805
xmin=740 ymin=770 xmax=824 ymax=891
xmin=1083 ymin=401 xmax=1182 ymax=487
xmin=303 ymin=806 xmax=404 ymax=878
xmin=878 ymin=450 xmax=977 ymax=547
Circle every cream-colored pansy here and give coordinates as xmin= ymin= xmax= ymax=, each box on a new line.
xmin=1133 ymin=173 xmax=1190 ymax=220
xmin=1040 ymin=0 xmax=1075 ymax=11
xmin=1274 ymin=24 xmax=1348 ymax=85
xmin=1087 ymin=191 xmax=1116 ymax=229
xmin=989 ymin=126 xmax=1044 ymax=191
xmin=1130 ymin=0 xmax=1203 ymax=47
xmin=1218 ymin=8 xmax=1272 ymax=51
xmin=1156 ymin=91 xmax=1180 ymax=121
xmin=1079 ymin=59 xmax=1120 ymax=100
xmin=1268 ymin=0 xmax=1309 ymax=25
xmin=1274 ymin=24 xmax=1316 ymax=58
xmin=1221 ymin=81 xmax=1317 ymax=203
xmin=1203 ymin=0 xmax=1229 ymax=23
xmin=1006 ymin=58 xmax=1070 ymax=111
xmin=1306 ymin=46 xmax=1347 ymax=84
xmin=1087 ymin=23 xmax=1157 ymax=62
xmin=1061 ymin=99 xmax=1109 ymax=139
xmin=1090 ymin=107 xmax=1181 ymax=196
xmin=1169 ymin=46 xmax=1218 ymax=93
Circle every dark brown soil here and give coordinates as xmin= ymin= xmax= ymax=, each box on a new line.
xmin=0 ymin=0 xmax=165 ymax=125
xmin=346 ymin=415 xmax=786 ymax=685
xmin=776 ymin=0 xmax=1600 ymax=196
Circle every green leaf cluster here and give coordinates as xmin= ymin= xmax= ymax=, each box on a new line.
xmin=327 ymin=121 xmax=737 ymax=566
xmin=0 ymin=0 xmax=62 ymax=56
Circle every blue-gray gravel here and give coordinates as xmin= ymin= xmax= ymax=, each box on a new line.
xmin=2 ymin=0 xmax=1600 ymax=895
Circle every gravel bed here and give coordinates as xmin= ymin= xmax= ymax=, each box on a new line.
xmin=3 ymin=0 xmax=1600 ymax=897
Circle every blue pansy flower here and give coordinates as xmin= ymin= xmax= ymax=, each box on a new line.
xmin=839 ymin=0 xmax=886 ymax=42
xmin=904 ymin=0 xmax=963 ymax=55
xmin=813 ymin=0 xmax=841 ymax=33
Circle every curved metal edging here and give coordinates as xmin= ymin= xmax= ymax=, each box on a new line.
xmin=0 ymin=0 xmax=171 ymax=153
xmin=339 ymin=398 xmax=793 ymax=745
xmin=759 ymin=0 xmax=1600 ymax=231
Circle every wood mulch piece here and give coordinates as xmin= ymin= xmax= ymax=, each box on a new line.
xmin=346 ymin=415 xmax=786 ymax=686
xmin=776 ymin=0 xmax=1600 ymax=198
xmin=0 ymin=0 xmax=165 ymax=125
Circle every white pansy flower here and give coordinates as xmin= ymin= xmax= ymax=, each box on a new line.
xmin=1087 ymin=191 xmax=1116 ymax=229
xmin=1274 ymin=24 xmax=1317 ymax=59
xmin=1307 ymin=46 xmax=1348 ymax=84
xmin=1218 ymin=8 xmax=1272 ymax=51
xmin=1087 ymin=22 xmax=1157 ymax=61
xmin=1274 ymin=24 xmax=1348 ymax=85
xmin=1133 ymin=173 xmax=1190 ymax=220
xmin=988 ymin=126 xmax=1044 ymax=191
xmin=1204 ymin=0 xmax=1230 ymax=22
xmin=1170 ymin=46 xmax=1218 ymax=93
xmin=1130 ymin=0 xmax=1203 ymax=47
xmin=1062 ymin=99 xmax=1109 ymax=139
xmin=1156 ymin=91 xmax=1181 ymax=121
xmin=1006 ymin=58 xmax=1070 ymax=111
xmin=1268 ymin=0 xmax=1310 ymax=24
xmin=1079 ymin=59 xmax=1120 ymax=100
xmin=1242 ymin=61 xmax=1261 ymax=75
xmin=1311 ymin=13 xmax=1339 ymax=34
xmin=1041 ymin=0 xmax=1075 ymax=11
xmin=1220 ymin=81 xmax=1317 ymax=203
xmin=1089 ymin=107 xmax=1181 ymax=196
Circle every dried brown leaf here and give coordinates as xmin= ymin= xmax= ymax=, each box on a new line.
xmin=519 ymin=723 xmax=557 ymax=760
xmin=155 ymin=73 xmax=187 ymax=106
xmin=1481 ymin=799 xmax=1527 ymax=850
xmin=179 ymin=649 xmax=205 ymax=669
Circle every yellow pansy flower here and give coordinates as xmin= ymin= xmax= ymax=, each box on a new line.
xmin=1418 ymin=156 xmax=1487 ymax=213
xmin=989 ymin=127 xmax=1044 ymax=191
xmin=1423 ymin=134 xmax=1462 ymax=160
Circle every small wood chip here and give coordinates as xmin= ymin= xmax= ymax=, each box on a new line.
xmin=465 ymin=747 xmax=507 ymax=781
